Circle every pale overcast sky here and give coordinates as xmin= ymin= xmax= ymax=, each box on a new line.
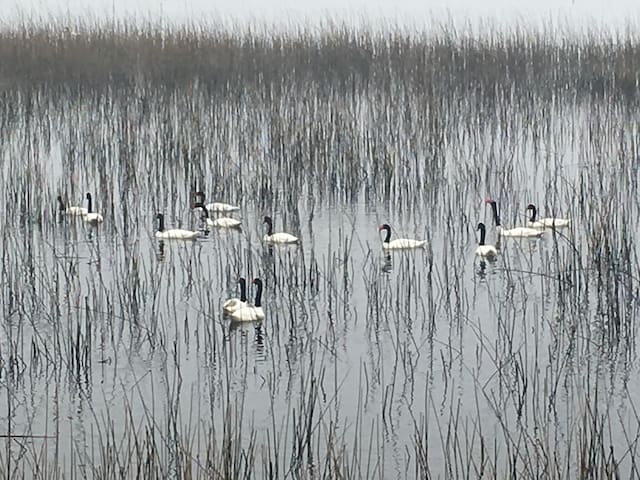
xmin=3 ymin=0 xmax=640 ymax=30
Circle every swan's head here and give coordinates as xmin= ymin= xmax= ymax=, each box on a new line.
xmin=263 ymin=216 xmax=272 ymax=225
xmin=378 ymin=224 xmax=392 ymax=243
xmin=155 ymin=213 xmax=166 ymax=232
xmin=252 ymin=278 xmax=263 ymax=288
xmin=86 ymin=192 xmax=92 ymax=200
xmin=477 ymin=222 xmax=486 ymax=231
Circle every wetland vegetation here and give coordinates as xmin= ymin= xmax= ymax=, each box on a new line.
xmin=0 ymin=17 xmax=639 ymax=478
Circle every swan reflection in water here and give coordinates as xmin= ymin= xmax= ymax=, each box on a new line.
xmin=381 ymin=253 xmax=393 ymax=273
xmin=477 ymin=259 xmax=488 ymax=280
xmin=228 ymin=320 xmax=266 ymax=361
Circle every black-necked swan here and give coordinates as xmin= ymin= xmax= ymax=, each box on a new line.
xmin=154 ymin=213 xmax=199 ymax=240
xmin=485 ymin=199 xmax=544 ymax=238
xmin=84 ymin=193 xmax=104 ymax=223
xmin=223 ymin=278 xmax=248 ymax=314
xmin=194 ymin=202 xmax=241 ymax=228
xmin=57 ymin=195 xmax=87 ymax=216
xmin=263 ymin=216 xmax=299 ymax=244
xmin=230 ymin=278 xmax=265 ymax=322
xmin=378 ymin=224 xmax=426 ymax=249
xmin=526 ymin=204 xmax=570 ymax=229
xmin=475 ymin=222 xmax=498 ymax=258
xmin=194 ymin=190 xmax=239 ymax=213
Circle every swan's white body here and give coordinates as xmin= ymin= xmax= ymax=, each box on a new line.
xmin=206 ymin=202 xmax=240 ymax=213
xmin=57 ymin=196 xmax=88 ymax=216
xmin=65 ymin=206 xmax=88 ymax=216
xmin=528 ymin=218 xmax=571 ymax=229
xmin=383 ymin=238 xmax=427 ymax=250
xmin=264 ymin=232 xmax=299 ymax=244
xmin=475 ymin=245 xmax=498 ymax=257
xmin=210 ymin=217 xmax=242 ymax=228
xmin=497 ymin=226 xmax=545 ymax=238
xmin=223 ymin=298 xmax=247 ymax=314
xmin=230 ymin=305 xmax=265 ymax=322
xmin=84 ymin=212 xmax=104 ymax=223
xmin=155 ymin=229 xmax=199 ymax=240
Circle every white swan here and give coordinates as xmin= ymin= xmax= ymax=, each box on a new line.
xmin=213 ymin=217 xmax=242 ymax=228
xmin=154 ymin=213 xmax=199 ymax=240
xmin=230 ymin=278 xmax=265 ymax=322
xmin=194 ymin=190 xmax=240 ymax=213
xmin=208 ymin=202 xmax=240 ymax=213
xmin=475 ymin=222 xmax=498 ymax=258
xmin=526 ymin=204 xmax=570 ymax=229
xmin=84 ymin=193 xmax=104 ymax=223
xmin=57 ymin=195 xmax=87 ymax=216
xmin=378 ymin=224 xmax=426 ymax=249
xmin=194 ymin=202 xmax=241 ymax=229
xmin=223 ymin=278 xmax=248 ymax=314
xmin=263 ymin=216 xmax=299 ymax=244
xmin=486 ymin=200 xmax=544 ymax=238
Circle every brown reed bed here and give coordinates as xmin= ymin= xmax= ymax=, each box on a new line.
xmin=0 ymin=18 xmax=638 ymax=103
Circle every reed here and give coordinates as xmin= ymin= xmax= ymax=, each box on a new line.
xmin=0 ymin=15 xmax=638 ymax=479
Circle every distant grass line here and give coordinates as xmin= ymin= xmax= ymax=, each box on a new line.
xmin=0 ymin=19 xmax=639 ymax=100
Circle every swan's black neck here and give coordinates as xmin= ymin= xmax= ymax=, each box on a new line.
xmin=57 ymin=196 xmax=65 ymax=211
xmin=239 ymin=278 xmax=247 ymax=303
xmin=264 ymin=217 xmax=273 ymax=236
xmin=156 ymin=213 xmax=165 ymax=232
xmin=194 ymin=202 xmax=209 ymax=219
xmin=528 ymin=205 xmax=537 ymax=222
xmin=86 ymin=193 xmax=93 ymax=213
xmin=253 ymin=279 xmax=263 ymax=307
xmin=381 ymin=224 xmax=391 ymax=243
xmin=478 ymin=223 xmax=486 ymax=246
xmin=489 ymin=201 xmax=501 ymax=227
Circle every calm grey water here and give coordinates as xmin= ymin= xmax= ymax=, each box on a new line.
xmin=1 ymin=76 xmax=639 ymax=478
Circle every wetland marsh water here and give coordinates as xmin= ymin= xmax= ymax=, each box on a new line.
xmin=1 ymin=23 xmax=640 ymax=478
